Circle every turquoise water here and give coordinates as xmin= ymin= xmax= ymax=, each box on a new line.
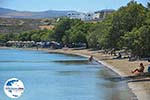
xmin=0 ymin=49 xmax=134 ymax=100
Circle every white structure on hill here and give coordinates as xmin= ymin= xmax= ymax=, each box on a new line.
xmin=67 ymin=12 xmax=94 ymax=21
xmin=67 ymin=9 xmax=115 ymax=21
xmin=93 ymin=9 xmax=115 ymax=21
xmin=67 ymin=12 xmax=85 ymax=20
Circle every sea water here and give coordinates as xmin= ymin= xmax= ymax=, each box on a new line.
xmin=0 ymin=49 xmax=135 ymax=100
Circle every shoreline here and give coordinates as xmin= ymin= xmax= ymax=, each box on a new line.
xmin=1 ymin=47 xmax=150 ymax=100
xmin=40 ymin=48 xmax=150 ymax=100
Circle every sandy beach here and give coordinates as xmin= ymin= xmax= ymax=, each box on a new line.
xmin=1 ymin=47 xmax=150 ymax=100
xmin=38 ymin=48 xmax=150 ymax=100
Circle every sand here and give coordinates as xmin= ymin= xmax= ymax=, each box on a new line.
xmin=44 ymin=48 xmax=150 ymax=100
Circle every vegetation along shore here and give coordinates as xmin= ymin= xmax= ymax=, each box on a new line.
xmin=1 ymin=1 xmax=150 ymax=59
xmin=1 ymin=1 xmax=150 ymax=100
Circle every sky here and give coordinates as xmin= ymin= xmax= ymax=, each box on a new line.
xmin=0 ymin=0 xmax=149 ymax=12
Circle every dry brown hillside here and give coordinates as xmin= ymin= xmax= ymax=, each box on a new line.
xmin=0 ymin=18 xmax=56 ymax=34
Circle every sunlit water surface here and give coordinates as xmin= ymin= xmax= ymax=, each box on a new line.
xmin=0 ymin=49 xmax=135 ymax=100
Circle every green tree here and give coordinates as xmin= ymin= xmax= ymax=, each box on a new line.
xmin=123 ymin=25 xmax=150 ymax=57
xmin=40 ymin=30 xmax=54 ymax=41
xmin=147 ymin=2 xmax=150 ymax=9
xmin=66 ymin=22 xmax=91 ymax=48
xmin=0 ymin=34 xmax=7 ymax=43
xmin=53 ymin=18 xmax=82 ymax=42
xmin=107 ymin=1 xmax=146 ymax=50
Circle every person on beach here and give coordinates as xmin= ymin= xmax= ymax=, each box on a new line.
xmin=89 ymin=55 xmax=93 ymax=62
xmin=131 ymin=63 xmax=145 ymax=74
xmin=148 ymin=59 xmax=150 ymax=72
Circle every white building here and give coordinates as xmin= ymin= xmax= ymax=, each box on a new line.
xmin=92 ymin=13 xmax=101 ymax=20
xmin=67 ymin=12 xmax=94 ymax=21
xmin=67 ymin=9 xmax=114 ymax=21
xmin=93 ymin=9 xmax=115 ymax=20
xmin=84 ymin=13 xmax=94 ymax=21
xmin=67 ymin=12 xmax=85 ymax=20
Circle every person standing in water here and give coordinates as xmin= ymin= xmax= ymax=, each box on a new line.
xmin=36 ymin=45 xmax=39 ymax=50
xmin=89 ymin=55 xmax=93 ymax=62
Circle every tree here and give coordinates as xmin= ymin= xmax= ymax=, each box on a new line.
xmin=0 ymin=34 xmax=7 ymax=43
xmin=123 ymin=25 xmax=150 ymax=57
xmin=18 ymin=31 xmax=33 ymax=41
xmin=40 ymin=30 xmax=54 ymax=41
xmin=31 ymin=33 xmax=41 ymax=42
xmin=147 ymin=2 xmax=150 ymax=9
xmin=53 ymin=18 xmax=82 ymax=42
xmin=66 ymin=22 xmax=91 ymax=48
xmin=107 ymin=1 xmax=146 ymax=50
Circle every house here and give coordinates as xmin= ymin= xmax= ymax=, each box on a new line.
xmin=67 ymin=12 xmax=85 ymax=20
xmin=67 ymin=12 xmax=93 ymax=21
xmin=67 ymin=9 xmax=115 ymax=21
xmin=84 ymin=13 xmax=94 ymax=21
xmin=93 ymin=9 xmax=115 ymax=20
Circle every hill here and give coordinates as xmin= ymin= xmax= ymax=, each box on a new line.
xmin=0 ymin=8 xmax=77 ymax=19
xmin=0 ymin=18 xmax=56 ymax=34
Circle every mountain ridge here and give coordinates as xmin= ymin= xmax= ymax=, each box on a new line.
xmin=0 ymin=7 xmax=78 ymax=19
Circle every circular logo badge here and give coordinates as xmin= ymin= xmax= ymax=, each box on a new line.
xmin=4 ymin=78 xmax=24 ymax=98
